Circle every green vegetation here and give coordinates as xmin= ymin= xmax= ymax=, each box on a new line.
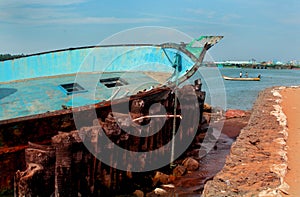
xmin=0 ymin=54 xmax=25 ymax=61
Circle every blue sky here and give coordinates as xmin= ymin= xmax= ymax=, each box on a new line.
xmin=0 ymin=0 xmax=299 ymax=62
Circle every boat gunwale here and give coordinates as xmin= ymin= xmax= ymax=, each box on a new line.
xmin=1 ymin=43 xmax=189 ymax=62
xmin=0 ymin=37 xmax=222 ymax=123
xmin=0 ymin=43 xmax=194 ymax=84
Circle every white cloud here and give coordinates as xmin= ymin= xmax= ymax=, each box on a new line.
xmin=221 ymin=14 xmax=241 ymax=22
xmin=142 ymin=13 xmax=251 ymax=28
xmin=186 ymin=8 xmax=241 ymax=23
xmin=279 ymin=17 xmax=300 ymax=25
xmin=0 ymin=1 xmax=160 ymax=25
xmin=0 ymin=0 xmax=87 ymax=7
xmin=29 ymin=0 xmax=87 ymax=6
xmin=186 ymin=8 xmax=216 ymax=19
xmin=0 ymin=0 xmax=85 ymax=25
xmin=1 ymin=11 xmax=159 ymax=25
xmin=46 ymin=17 xmax=160 ymax=25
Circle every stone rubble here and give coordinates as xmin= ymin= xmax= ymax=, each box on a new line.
xmin=202 ymin=87 xmax=289 ymax=197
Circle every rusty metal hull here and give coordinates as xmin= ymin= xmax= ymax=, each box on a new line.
xmin=14 ymin=84 xmax=206 ymax=196
xmin=0 ymin=87 xmax=171 ymax=191
xmin=0 ymin=87 xmax=171 ymax=147
xmin=0 ymin=36 xmax=222 ymax=192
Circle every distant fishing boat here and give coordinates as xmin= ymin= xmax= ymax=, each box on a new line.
xmin=222 ymin=75 xmax=260 ymax=81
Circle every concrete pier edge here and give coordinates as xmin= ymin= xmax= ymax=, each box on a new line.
xmin=202 ymin=86 xmax=296 ymax=196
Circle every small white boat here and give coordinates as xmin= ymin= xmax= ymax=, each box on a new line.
xmin=222 ymin=75 xmax=260 ymax=81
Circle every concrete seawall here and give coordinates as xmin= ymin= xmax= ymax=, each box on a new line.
xmin=203 ymin=87 xmax=289 ymax=196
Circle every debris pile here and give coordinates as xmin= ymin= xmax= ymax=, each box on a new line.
xmin=14 ymin=82 xmax=206 ymax=196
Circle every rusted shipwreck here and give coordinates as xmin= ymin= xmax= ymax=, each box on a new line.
xmin=0 ymin=36 xmax=222 ymax=196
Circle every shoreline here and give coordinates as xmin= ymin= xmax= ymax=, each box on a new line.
xmin=202 ymin=86 xmax=291 ymax=196
xmin=2 ymin=85 xmax=300 ymax=196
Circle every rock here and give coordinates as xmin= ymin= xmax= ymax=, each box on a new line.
xmin=133 ymin=189 xmax=144 ymax=197
xmin=182 ymin=157 xmax=199 ymax=171
xmin=270 ymin=163 xmax=288 ymax=178
xmin=203 ymin=103 xmax=212 ymax=112
xmin=168 ymin=175 xmax=176 ymax=183
xmin=211 ymin=106 xmax=224 ymax=114
xmin=201 ymin=112 xmax=211 ymax=124
xmin=202 ymin=87 xmax=289 ymax=196
xmin=173 ymin=165 xmax=187 ymax=177
xmin=152 ymin=171 xmax=170 ymax=186
xmin=225 ymin=109 xmax=246 ymax=119
xmin=279 ymin=182 xmax=290 ymax=195
xmin=161 ymin=184 xmax=175 ymax=189
xmin=154 ymin=188 xmax=167 ymax=195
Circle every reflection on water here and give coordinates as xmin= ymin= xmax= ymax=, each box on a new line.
xmin=162 ymin=133 xmax=234 ymax=196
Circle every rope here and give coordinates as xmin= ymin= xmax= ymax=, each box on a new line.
xmin=161 ymin=47 xmax=182 ymax=167
xmin=132 ymin=114 xmax=182 ymax=122
xmin=170 ymin=52 xmax=180 ymax=167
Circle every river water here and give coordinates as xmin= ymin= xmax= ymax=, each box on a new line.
xmin=192 ymin=68 xmax=300 ymax=110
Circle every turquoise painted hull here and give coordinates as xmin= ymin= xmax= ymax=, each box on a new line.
xmin=0 ymin=36 xmax=222 ymax=121
xmin=1 ymin=45 xmax=186 ymax=83
xmin=0 ymin=36 xmax=222 ymax=192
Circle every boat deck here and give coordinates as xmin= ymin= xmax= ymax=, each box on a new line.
xmin=0 ymin=72 xmax=171 ymax=121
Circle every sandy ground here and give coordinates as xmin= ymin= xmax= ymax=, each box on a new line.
xmin=281 ymin=87 xmax=300 ymax=196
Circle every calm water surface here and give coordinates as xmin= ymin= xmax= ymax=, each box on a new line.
xmin=199 ymin=68 xmax=300 ymax=110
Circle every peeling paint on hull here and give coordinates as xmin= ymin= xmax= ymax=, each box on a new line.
xmin=0 ymin=36 xmax=223 ymax=192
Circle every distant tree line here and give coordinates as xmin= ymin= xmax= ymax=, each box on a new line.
xmin=0 ymin=54 xmax=25 ymax=61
